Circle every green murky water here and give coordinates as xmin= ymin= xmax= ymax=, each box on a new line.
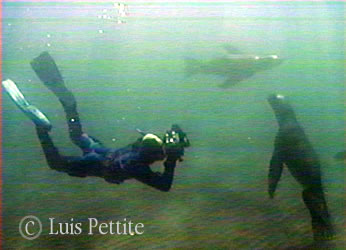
xmin=2 ymin=2 xmax=344 ymax=249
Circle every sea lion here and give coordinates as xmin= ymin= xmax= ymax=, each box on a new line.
xmin=267 ymin=94 xmax=335 ymax=242
xmin=185 ymin=46 xmax=283 ymax=88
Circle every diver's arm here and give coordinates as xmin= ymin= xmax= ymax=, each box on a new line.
xmin=268 ymin=148 xmax=284 ymax=199
xmin=131 ymin=159 xmax=177 ymax=192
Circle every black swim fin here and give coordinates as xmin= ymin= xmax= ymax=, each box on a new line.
xmin=30 ymin=51 xmax=64 ymax=87
xmin=30 ymin=51 xmax=75 ymax=107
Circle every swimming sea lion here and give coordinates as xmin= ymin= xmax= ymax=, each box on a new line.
xmin=267 ymin=94 xmax=335 ymax=242
xmin=185 ymin=46 xmax=283 ymax=88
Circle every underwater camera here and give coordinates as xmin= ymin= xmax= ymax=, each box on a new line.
xmin=163 ymin=124 xmax=190 ymax=162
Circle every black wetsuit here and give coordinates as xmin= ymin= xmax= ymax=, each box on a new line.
xmin=36 ymin=98 xmax=177 ymax=192
xmin=31 ymin=52 xmax=177 ymax=192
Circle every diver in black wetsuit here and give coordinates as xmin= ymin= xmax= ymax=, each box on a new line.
xmin=4 ymin=52 xmax=189 ymax=192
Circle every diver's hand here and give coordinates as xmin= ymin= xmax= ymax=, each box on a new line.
xmin=165 ymin=143 xmax=184 ymax=162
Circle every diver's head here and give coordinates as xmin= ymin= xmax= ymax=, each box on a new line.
xmin=138 ymin=133 xmax=166 ymax=164
xmin=267 ymin=94 xmax=296 ymax=125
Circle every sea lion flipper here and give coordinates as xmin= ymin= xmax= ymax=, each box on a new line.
xmin=218 ymin=70 xmax=255 ymax=89
xmin=268 ymin=149 xmax=284 ymax=198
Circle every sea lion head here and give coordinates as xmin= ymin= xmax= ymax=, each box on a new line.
xmin=253 ymin=55 xmax=284 ymax=71
xmin=267 ymin=94 xmax=297 ymax=125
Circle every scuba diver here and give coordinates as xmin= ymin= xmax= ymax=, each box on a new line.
xmin=3 ymin=51 xmax=189 ymax=192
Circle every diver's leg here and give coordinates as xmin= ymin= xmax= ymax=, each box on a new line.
xmin=36 ymin=126 xmax=90 ymax=177
xmin=31 ymin=52 xmax=104 ymax=152
xmin=302 ymin=188 xmax=335 ymax=241
xmin=35 ymin=126 xmax=72 ymax=173
xmin=30 ymin=52 xmax=86 ymax=148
